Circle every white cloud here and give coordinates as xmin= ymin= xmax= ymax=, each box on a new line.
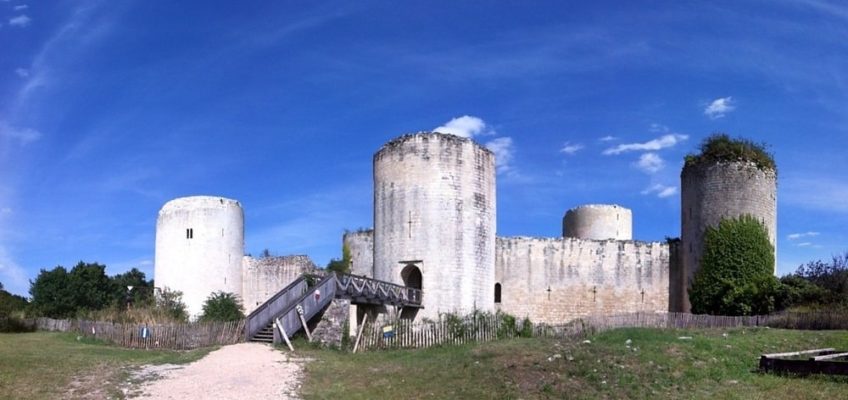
xmin=649 ymin=123 xmax=669 ymax=133
xmin=642 ymin=184 xmax=678 ymax=198
xmin=0 ymin=207 xmax=10 ymax=214
xmin=787 ymin=231 xmax=820 ymax=240
xmin=635 ymin=152 xmax=665 ymax=174
xmin=485 ymin=137 xmax=514 ymax=173
xmin=14 ymin=5 xmax=27 ymax=11
xmin=433 ymin=115 xmax=492 ymax=138
xmin=603 ymin=134 xmax=688 ymax=155
xmin=560 ymin=142 xmax=583 ymax=155
xmin=9 ymin=15 xmax=31 ymax=27
xmin=0 ymin=246 xmax=29 ymax=296
xmin=704 ymin=96 xmax=735 ymax=119
xmin=0 ymin=121 xmax=41 ymax=144
xmin=797 ymin=242 xmax=813 ymax=247
xmin=14 ymin=68 xmax=29 ymax=78
xmin=599 ymin=135 xmax=616 ymax=142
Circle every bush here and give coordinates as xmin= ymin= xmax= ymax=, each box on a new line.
xmin=156 ymin=287 xmax=189 ymax=322
xmin=199 ymin=291 xmax=244 ymax=322
xmin=684 ymin=133 xmax=775 ymax=172
xmin=690 ymin=215 xmax=778 ymax=315
xmin=793 ymin=253 xmax=848 ymax=307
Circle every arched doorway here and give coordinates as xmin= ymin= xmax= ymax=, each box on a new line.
xmin=400 ymin=263 xmax=422 ymax=319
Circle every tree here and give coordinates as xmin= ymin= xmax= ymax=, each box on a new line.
xmin=690 ymin=215 xmax=778 ymax=315
xmin=326 ymin=244 xmax=352 ymax=274
xmin=110 ymin=268 xmax=154 ymax=308
xmin=788 ymin=252 xmax=848 ymax=308
xmin=199 ymin=291 xmax=244 ymax=322
xmin=155 ymin=287 xmax=189 ymax=322
xmin=29 ymin=266 xmax=77 ymax=318
xmin=0 ymin=281 xmax=29 ymax=317
xmin=67 ymin=262 xmax=113 ymax=312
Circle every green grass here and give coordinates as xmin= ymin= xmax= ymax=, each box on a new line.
xmin=0 ymin=332 xmax=213 ymax=399
xmin=299 ymin=328 xmax=848 ymax=399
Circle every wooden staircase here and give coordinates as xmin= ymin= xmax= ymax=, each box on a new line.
xmin=250 ymin=323 xmax=274 ymax=343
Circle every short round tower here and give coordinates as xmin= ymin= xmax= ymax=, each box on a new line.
xmin=562 ymin=204 xmax=632 ymax=240
xmin=681 ymin=136 xmax=777 ymax=311
xmin=373 ymin=132 xmax=496 ymax=319
xmin=154 ymin=196 xmax=244 ymax=318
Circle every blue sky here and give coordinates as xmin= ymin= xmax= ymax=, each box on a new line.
xmin=1 ymin=1 xmax=847 ymax=296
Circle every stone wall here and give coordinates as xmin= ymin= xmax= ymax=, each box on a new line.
xmin=154 ymin=196 xmax=244 ymax=319
xmin=494 ymin=237 xmax=672 ymax=324
xmin=241 ymin=255 xmax=317 ymax=315
xmin=563 ymin=204 xmax=632 ymax=240
xmin=311 ymin=298 xmax=351 ymax=348
xmin=373 ymin=132 xmax=496 ymax=319
xmin=344 ymin=229 xmax=374 ymax=277
xmin=681 ymin=161 xmax=777 ymax=311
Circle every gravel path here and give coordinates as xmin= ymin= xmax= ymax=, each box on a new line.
xmin=131 ymin=343 xmax=306 ymax=399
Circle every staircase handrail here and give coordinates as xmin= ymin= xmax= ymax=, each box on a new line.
xmin=244 ymin=275 xmax=309 ymax=340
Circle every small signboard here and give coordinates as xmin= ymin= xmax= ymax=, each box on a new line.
xmin=382 ymin=325 xmax=395 ymax=339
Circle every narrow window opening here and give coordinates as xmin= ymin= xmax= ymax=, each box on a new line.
xmin=186 ymin=228 xmax=194 ymax=239
xmin=494 ymin=283 xmax=502 ymax=303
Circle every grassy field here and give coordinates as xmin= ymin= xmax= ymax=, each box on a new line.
xmin=300 ymin=327 xmax=848 ymax=399
xmin=0 ymin=332 xmax=212 ymax=399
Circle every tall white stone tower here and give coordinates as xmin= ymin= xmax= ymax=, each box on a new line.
xmin=154 ymin=196 xmax=244 ymax=318
xmin=563 ymin=204 xmax=632 ymax=240
xmin=373 ymin=132 xmax=496 ymax=319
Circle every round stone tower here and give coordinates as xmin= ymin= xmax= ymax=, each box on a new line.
xmin=681 ymin=158 xmax=777 ymax=311
xmin=562 ymin=204 xmax=632 ymax=240
xmin=373 ymin=132 xmax=496 ymax=319
xmin=154 ymin=196 xmax=244 ymax=318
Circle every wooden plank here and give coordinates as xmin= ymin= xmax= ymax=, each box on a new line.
xmin=763 ymin=348 xmax=835 ymax=358
xmin=813 ymin=352 xmax=848 ymax=361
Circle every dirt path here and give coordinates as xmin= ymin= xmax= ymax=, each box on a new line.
xmin=130 ymin=343 xmax=307 ymax=399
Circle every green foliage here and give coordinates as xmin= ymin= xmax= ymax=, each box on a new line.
xmin=496 ymin=312 xmax=517 ymax=339
xmin=690 ymin=215 xmax=778 ymax=315
xmin=326 ymin=244 xmax=352 ymax=274
xmin=155 ymin=287 xmax=189 ymax=322
xmin=199 ymin=291 xmax=244 ymax=322
xmin=793 ymin=252 xmax=848 ymax=307
xmin=684 ymin=133 xmax=776 ymax=172
xmin=518 ymin=317 xmax=533 ymax=338
xmin=29 ymin=266 xmax=76 ymax=318
xmin=110 ymin=268 xmax=154 ymax=308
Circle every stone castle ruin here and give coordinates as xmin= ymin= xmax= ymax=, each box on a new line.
xmin=154 ymin=131 xmax=777 ymax=325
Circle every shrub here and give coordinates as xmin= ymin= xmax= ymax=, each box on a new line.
xmin=690 ymin=215 xmax=778 ymax=315
xmin=518 ymin=317 xmax=533 ymax=338
xmin=156 ymin=287 xmax=189 ymax=322
xmin=684 ymin=133 xmax=776 ymax=172
xmin=199 ymin=291 xmax=244 ymax=322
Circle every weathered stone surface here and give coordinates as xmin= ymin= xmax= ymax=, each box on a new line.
xmin=344 ymin=230 xmax=374 ymax=277
xmin=495 ymin=237 xmax=671 ymax=324
xmin=681 ymin=161 xmax=777 ymax=311
xmin=373 ymin=132 xmax=496 ymax=319
xmin=154 ymin=196 xmax=245 ymax=319
xmin=311 ymin=298 xmax=351 ymax=347
xmin=563 ymin=204 xmax=632 ymax=240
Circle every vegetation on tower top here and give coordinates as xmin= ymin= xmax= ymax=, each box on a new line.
xmin=685 ymin=134 xmax=776 ymax=172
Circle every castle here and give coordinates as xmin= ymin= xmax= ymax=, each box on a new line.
xmin=154 ymin=132 xmax=776 ymax=323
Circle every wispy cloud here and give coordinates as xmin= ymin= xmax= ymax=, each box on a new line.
xmin=14 ymin=5 xmax=27 ymax=11
xmin=0 ymin=246 xmax=29 ymax=296
xmin=642 ymin=183 xmax=677 ymax=198
xmin=599 ymin=135 xmax=617 ymax=142
xmin=0 ymin=121 xmax=42 ymax=144
xmin=560 ymin=142 xmax=583 ymax=155
xmin=486 ymin=137 xmax=514 ymax=173
xmin=433 ymin=115 xmax=493 ymax=138
xmin=9 ymin=15 xmax=31 ymax=27
xmin=603 ymin=134 xmax=688 ymax=155
xmin=649 ymin=123 xmax=669 ymax=133
xmin=787 ymin=231 xmax=820 ymax=240
xmin=14 ymin=68 xmax=29 ymax=78
xmin=635 ymin=152 xmax=664 ymax=174
xmin=783 ymin=176 xmax=848 ymax=214
xmin=704 ymin=96 xmax=735 ymax=119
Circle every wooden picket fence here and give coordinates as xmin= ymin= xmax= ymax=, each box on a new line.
xmin=355 ymin=311 xmax=848 ymax=352
xmin=35 ymin=318 xmax=245 ymax=350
